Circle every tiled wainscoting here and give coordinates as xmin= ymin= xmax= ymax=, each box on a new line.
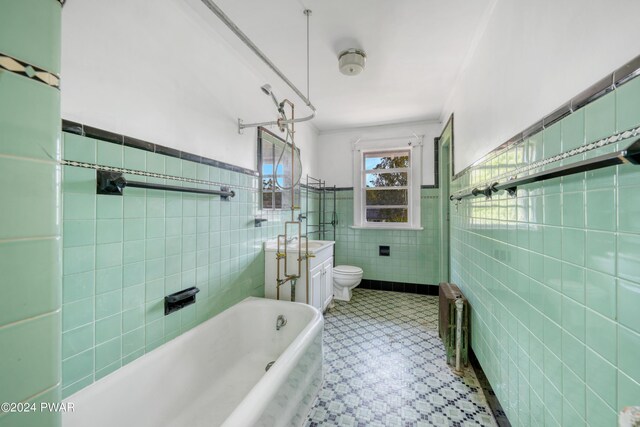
xmin=450 ymin=74 xmax=640 ymax=425
xmin=0 ymin=1 xmax=63 ymax=426
xmin=60 ymin=131 xmax=292 ymax=397
xmin=331 ymin=189 xmax=441 ymax=286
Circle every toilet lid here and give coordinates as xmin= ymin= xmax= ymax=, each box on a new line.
xmin=334 ymin=265 xmax=362 ymax=274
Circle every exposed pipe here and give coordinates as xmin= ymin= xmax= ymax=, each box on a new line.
xmin=199 ymin=0 xmax=316 ymax=132
xmin=454 ymin=297 xmax=464 ymax=375
xmin=304 ymin=9 xmax=311 ymax=100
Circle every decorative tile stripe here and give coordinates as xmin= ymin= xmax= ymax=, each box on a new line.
xmin=61 ymin=159 xmax=259 ymax=193
xmin=0 ymin=53 xmax=59 ymax=88
xmin=331 ymin=194 xmax=437 ymax=201
xmin=508 ymin=125 xmax=640 ymax=177
xmin=456 ymin=125 xmax=640 ymax=195
xmin=62 ymin=120 xmax=259 ymax=177
xmin=453 ymin=54 xmax=640 ymax=180
xmin=327 ymin=185 xmax=440 ymax=190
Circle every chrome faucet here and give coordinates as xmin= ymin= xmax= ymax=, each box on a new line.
xmin=276 ymin=314 xmax=287 ymax=331
xmin=286 ymin=236 xmax=298 ymax=244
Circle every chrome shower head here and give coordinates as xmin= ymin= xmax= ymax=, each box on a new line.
xmin=261 ymin=84 xmax=272 ymax=96
xmin=261 ymin=83 xmax=284 ymax=114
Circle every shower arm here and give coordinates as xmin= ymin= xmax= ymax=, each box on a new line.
xmin=238 ymin=109 xmax=316 ymax=134
xmin=198 ymin=0 xmax=317 ymax=133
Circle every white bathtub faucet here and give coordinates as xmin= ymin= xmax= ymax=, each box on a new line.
xmin=276 ymin=314 xmax=287 ymax=330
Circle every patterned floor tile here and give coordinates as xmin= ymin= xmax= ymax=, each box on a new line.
xmin=306 ymin=289 xmax=497 ymax=427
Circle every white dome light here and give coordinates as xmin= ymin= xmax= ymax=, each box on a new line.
xmin=338 ymin=49 xmax=366 ymax=76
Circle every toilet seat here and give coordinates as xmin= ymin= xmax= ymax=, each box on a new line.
xmin=334 ymin=265 xmax=362 ymax=275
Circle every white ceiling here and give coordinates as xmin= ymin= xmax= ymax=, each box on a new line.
xmin=191 ymin=0 xmax=494 ymax=132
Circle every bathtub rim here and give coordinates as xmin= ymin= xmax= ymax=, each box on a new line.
xmin=63 ymin=296 xmax=324 ymax=427
xmin=221 ymin=297 xmax=324 ymax=426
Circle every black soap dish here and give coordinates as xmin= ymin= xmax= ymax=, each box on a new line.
xmin=165 ymin=287 xmax=200 ymax=315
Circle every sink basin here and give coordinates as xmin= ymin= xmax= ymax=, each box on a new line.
xmin=264 ymin=239 xmax=334 ymax=254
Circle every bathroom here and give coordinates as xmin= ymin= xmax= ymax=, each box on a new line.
xmin=1 ymin=0 xmax=639 ymax=426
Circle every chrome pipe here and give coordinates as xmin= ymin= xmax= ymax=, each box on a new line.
xmin=238 ymin=110 xmax=316 ymax=132
xmin=199 ymin=0 xmax=316 ymax=130
xmin=454 ymin=297 xmax=464 ymax=375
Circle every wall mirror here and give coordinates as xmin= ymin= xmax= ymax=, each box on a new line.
xmin=258 ymin=128 xmax=301 ymax=210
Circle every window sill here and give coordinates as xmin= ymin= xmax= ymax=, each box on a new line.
xmin=349 ymin=225 xmax=424 ymax=231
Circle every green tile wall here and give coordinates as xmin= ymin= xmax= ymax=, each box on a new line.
xmin=0 ymin=0 xmax=61 ymax=74
xmin=331 ymin=189 xmax=441 ymax=285
xmin=450 ymin=77 xmax=640 ymax=426
xmin=0 ymin=1 xmax=62 ymax=426
xmin=61 ymin=133 xmax=291 ymax=397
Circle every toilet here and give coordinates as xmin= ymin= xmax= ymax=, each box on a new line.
xmin=333 ymin=265 xmax=364 ymax=301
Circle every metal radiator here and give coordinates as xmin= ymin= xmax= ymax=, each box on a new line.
xmin=438 ymin=282 xmax=469 ymax=369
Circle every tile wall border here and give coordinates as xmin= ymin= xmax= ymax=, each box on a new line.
xmin=452 ymin=54 xmax=640 ymax=181
xmin=62 ymin=120 xmax=259 ymax=177
xmin=357 ymin=279 xmax=439 ymax=295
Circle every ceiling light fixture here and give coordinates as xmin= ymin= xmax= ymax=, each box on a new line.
xmin=338 ymin=48 xmax=366 ymax=76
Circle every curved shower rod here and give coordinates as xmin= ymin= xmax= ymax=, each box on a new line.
xmin=199 ymin=0 xmax=316 ymax=133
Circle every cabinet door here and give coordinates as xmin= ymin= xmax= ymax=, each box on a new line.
xmin=310 ymin=265 xmax=323 ymax=310
xmin=323 ymin=258 xmax=334 ymax=310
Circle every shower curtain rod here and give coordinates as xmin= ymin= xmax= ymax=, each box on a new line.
xmin=199 ymin=0 xmax=316 ymax=132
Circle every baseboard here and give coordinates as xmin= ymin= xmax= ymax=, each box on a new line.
xmin=356 ymin=279 xmax=439 ymax=296
xmin=470 ymin=349 xmax=512 ymax=426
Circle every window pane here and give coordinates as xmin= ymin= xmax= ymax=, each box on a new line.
xmin=366 ymin=208 xmax=408 ymax=223
xmin=263 ymin=178 xmax=274 ymax=190
xmin=366 ymin=189 xmax=407 ymax=206
xmin=262 ymin=192 xmax=273 ymax=209
xmin=364 ymin=151 xmax=410 ymax=170
xmin=365 ymin=172 xmax=407 ymax=188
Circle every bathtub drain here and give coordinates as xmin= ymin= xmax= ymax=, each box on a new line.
xmin=265 ymin=361 xmax=276 ymax=372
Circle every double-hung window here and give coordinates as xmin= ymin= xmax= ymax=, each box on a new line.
xmin=353 ymin=144 xmax=422 ymax=229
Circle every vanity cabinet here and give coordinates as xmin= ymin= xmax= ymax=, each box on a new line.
xmin=264 ymin=240 xmax=335 ymax=312
xmin=309 ymin=257 xmax=334 ymax=312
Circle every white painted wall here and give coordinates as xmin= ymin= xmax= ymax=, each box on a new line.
xmin=61 ymin=0 xmax=318 ymax=175
xmin=316 ymin=120 xmax=441 ymax=187
xmin=442 ymin=0 xmax=640 ymax=173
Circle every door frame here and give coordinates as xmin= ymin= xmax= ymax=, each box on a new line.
xmin=437 ymin=114 xmax=454 ymax=283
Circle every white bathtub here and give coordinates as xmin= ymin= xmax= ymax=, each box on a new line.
xmin=63 ymin=297 xmax=324 ymax=427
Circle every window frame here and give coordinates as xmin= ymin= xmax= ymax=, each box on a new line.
xmin=353 ymin=143 xmax=422 ymax=230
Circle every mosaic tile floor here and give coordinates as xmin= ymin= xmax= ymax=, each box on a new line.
xmin=306 ymin=289 xmax=497 ymax=427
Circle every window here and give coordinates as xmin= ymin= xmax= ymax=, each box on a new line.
xmin=353 ymin=144 xmax=422 ymax=229
xmin=258 ymin=128 xmax=300 ymax=210
xmin=363 ymin=150 xmax=410 ymax=222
